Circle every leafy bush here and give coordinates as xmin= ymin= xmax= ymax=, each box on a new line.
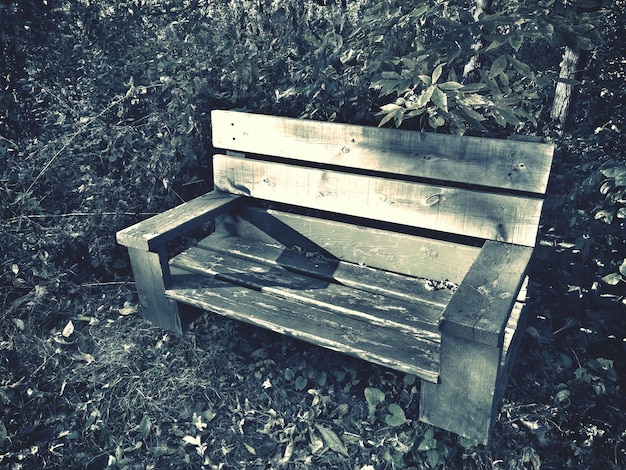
xmin=364 ymin=0 xmax=605 ymax=134
xmin=594 ymin=162 xmax=626 ymax=291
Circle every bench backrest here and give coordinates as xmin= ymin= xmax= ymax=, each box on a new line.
xmin=211 ymin=110 xmax=554 ymax=248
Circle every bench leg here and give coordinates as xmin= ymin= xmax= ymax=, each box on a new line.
xmin=419 ymin=333 xmax=502 ymax=445
xmin=127 ymin=247 xmax=182 ymax=333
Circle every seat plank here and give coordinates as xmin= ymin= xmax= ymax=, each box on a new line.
xmin=170 ymin=245 xmax=445 ymax=339
xmin=217 ymin=206 xmax=479 ymax=283
xmin=213 ymin=154 xmax=544 ymax=246
xmin=197 ymin=233 xmax=454 ymax=308
xmin=166 ymin=269 xmax=440 ymax=381
xmin=211 ymin=110 xmax=554 ymax=194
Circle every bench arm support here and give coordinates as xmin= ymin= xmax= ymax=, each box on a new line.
xmin=420 ymin=240 xmax=534 ymax=443
xmin=439 ymin=240 xmax=534 ymax=347
xmin=116 ymin=191 xmax=244 ymax=333
xmin=116 ymin=191 xmax=243 ymax=251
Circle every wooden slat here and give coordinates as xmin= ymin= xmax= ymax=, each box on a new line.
xmin=198 ymin=233 xmax=454 ymax=307
xmin=211 ymin=110 xmax=554 ymax=194
xmin=439 ymin=241 xmax=534 ymax=346
xmin=501 ymin=277 xmax=528 ymax=365
xmin=216 ymin=206 xmax=479 ymax=283
xmin=166 ymin=269 xmax=440 ymax=381
xmin=170 ymin=246 xmax=443 ymax=339
xmin=213 ymin=155 xmax=544 ymax=246
xmin=116 ymin=191 xmax=243 ymax=251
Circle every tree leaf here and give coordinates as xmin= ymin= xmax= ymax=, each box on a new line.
xmin=507 ymin=55 xmax=535 ymax=80
xmin=416 ymin=86 xmax=435 ymax=108
xmin=418 ymin=74 xmax=432 ymax=85
xmin=431 ymin=87 xmax=448 ymax=112
xmin=601 ymin=272 xmax=623 ymax=285
xmin=314 ymin=424 xmax=349 ymax=457
xmin=619 ymin=259 xmax=626 ymax=276
xmin=508 ymin=31 xmax=523 ymax=52
xmin=431 ymin=64 xmax=444 ymax=85
xmin=429 ymin=114 xmax=446 ymax=128
xmin=438 ymin=81 xmax=463 ymax=91
xmin=601 ymin=165 xmax=626 ymax=179
xmin=489 ymin=55 xmax=508 ymax=78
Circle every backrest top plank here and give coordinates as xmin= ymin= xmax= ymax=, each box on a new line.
xmin=211 ymin=110 xmax=554 ymax=195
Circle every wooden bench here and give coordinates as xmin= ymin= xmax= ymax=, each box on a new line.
xmin=116 ymin=110 xmax=554 ymax=444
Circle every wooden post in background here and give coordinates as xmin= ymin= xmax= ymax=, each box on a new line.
xmin=550 ymin=0 xmax=602 ymax=130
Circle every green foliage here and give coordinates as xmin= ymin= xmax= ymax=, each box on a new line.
xmin=595 ymin=163 xmax=626 ymax=287
xmin=366 ymin=0 xmax=605 ymax=134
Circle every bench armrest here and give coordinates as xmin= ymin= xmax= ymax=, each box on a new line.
xmin=116 ymin=191 xmax=243 ymax=251
xmin=439 ymin=240 xmax=533 ymax=347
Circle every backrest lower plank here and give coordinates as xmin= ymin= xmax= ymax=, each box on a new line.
xmin=211 ymin=110 xmax=554 ymax=194
xmin=213 ymin=155 xmax=544 ymax=246
xmin=215 ymin=206 xmax=480 ymax=283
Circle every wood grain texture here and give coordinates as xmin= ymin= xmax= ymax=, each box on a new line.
xmin=211 ymin=110 xmax=554 ymax=194
xmin=439 ymin=240 xmax=534 ymax=346
xmin=215 ymin=206 xmax=479 ymax=283
xmin=213 ymin=154 xmax=544 ymax=246
xmin=170 ymin=243 xmax=447 ymax=336
xmin=127 ymin=247 xmax=182 ymax=333
xmin=420 ymin=334 xmax=501 ymax=444
xmin=116 ymin=191 xmax=243 ymax=250
xmin=166 ymin=269 xmax=440 ymax=381
xmin=199 ymin=231 xmax=455 ymax=307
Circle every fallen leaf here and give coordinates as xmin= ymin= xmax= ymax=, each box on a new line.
xmin=118 ymin=304 xmax=138 ymax=316
xmin=192 ymin=412 xmax=207 ymax=431
xmin=0 ymin=420 xmax=7 ymax=442
xmin=182 ymin=435 xmax=201 ymax=446
xmin=62 ymin=320 xmax=74 ymax=338
xmin=140 ymin=414 xmax=151 ymax=439
xmin=314 ymin=424 xmax=349 ymax=457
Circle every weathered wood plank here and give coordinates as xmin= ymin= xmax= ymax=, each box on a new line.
xmin=170 ymin=245 xmax=445 ymax=339
xmin=211 ymin=110 xmax=554 ymax=194
xmin=213 ymin=155 xmax=544 ymax=246
xmin=420 ymin=334 xmax=501 ymax=444
xmin=127 ymin=247 xmax=182 ymax=333
xmin=165 ymin=269 xmax=440 ymax=381
xmin=198 ymin=232 xmax=454 ymax=307
xmin=420 ymin=278 xmax=529 ymax=444
xmin=116 ymin=191 xmax=243 ymax=251
xmin=216 ymin=206 xmax=479 ymax=283
xmin=439 ymin=241 xmax=534 ymax=346
xmin=501 ymin=277 xmax=528 ymax=365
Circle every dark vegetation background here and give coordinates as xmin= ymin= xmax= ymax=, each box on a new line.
xmin=1 ymin=0 xmax=624 ymax=468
